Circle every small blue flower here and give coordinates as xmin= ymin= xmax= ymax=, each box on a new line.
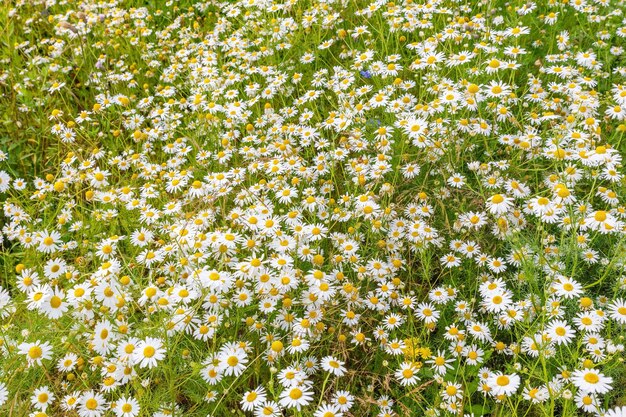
xmin=366 ymin=118 xmax=381 ymax=127
xmin=360 ymin=70 xmax=372 ymax=79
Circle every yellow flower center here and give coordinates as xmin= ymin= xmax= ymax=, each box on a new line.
xmin=584 ymin=373 xmax=599 ymax=384
xmin=143 ymin=346 xmax=156 ymax=358
xmin=492 ymin=194 xmax=504 ymax=204
xmin=28 ymin=346 xmax=42 ymax=359
xmin=496 ymin=375 xmax=510 ymax=386
xmin=594 ymin=211 xmax=607 ymax=222
xmin=85 ymin=398 xmax=98 ymax=410
xmin=289 ymin=388 xmax=302 ymax=400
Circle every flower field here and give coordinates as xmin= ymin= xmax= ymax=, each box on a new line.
xmin=1 ymin=0 xmax=626 ymax=416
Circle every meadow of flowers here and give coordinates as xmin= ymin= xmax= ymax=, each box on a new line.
xmin=1 ymin=0 xmax=626 ymax=416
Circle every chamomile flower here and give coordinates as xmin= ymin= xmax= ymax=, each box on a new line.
xmin=314 ymin=403 xmax=342 ymax=417
xmin=547 ymin=320 xmax=576 ymax=345
xmin=604 ymin=406 xmax=626 ymax=417
xmin=279 ymin=385 xmax=314 ymax=410
xmin=553 ymin=277 xmax=583 ymax=299
xmin=133 ymin=338 xmax=165 ymax=369
xmin=571 ymin=369 xmax=613 ymax=394
xmin=608 ymin=299 xmax=626 ymax=324
xmin=395 ymin=362 xmax=420 ymax=386
xmin=523 ymin=386 xmax=549 ymax=404
xmin=426 ymin=351 xmax=454 ymax=375
xmin=254 ymin=401 xmax=282 ymax=417
xmin=0 ymin=382 xmax=7 ymax=407
xmin=18 ymin=340 xmax=53 ymax=367
xmin=37 ymin=231 xmax=62 ymax=254
xmin=487 ymin=372 xmax=520 ymax=396
xmin=114 ymin=396 xmax=140 ymax=417
xmin=57 ymin=352 xmax=78 ymax=372
xmin=582 ymin=210 xmax=621 ymax=233
xmin=463 ymin=344 xmax=484 ymax=365
xmin=31 ymin=386 xmax=54 ymax=411
xmin=241 ymin=387 xmax=267 ymax=412
xmin=332 ymin=390 xmax=354 ymax=412
xmin=321 ymin=356 xmax=347 ymax=377
xmin=486 ymin=194 xmax=514 ymax=215
xmin=78 ymin=391 xmax=107 ymax=417
xmin=218 ymin=346 xmax=248 ymax=377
